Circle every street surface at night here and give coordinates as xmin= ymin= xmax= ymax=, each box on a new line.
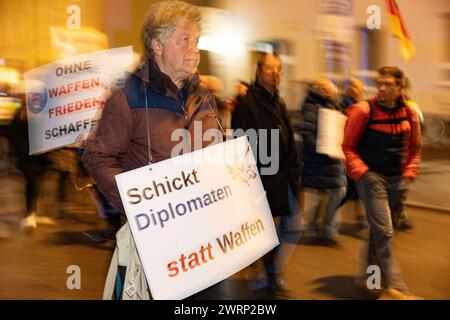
xmin=0 ymin=146 xmax=449 ymax=299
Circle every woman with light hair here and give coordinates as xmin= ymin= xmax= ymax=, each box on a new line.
xmin=341 ymin=76 xmax=366 ymax=109
xmin=82 ymin=0 xmax=220 ymax=300
xmin=310 ymin=76 xmax=339 ymax=103
xmin=296 ymin=76 xmax=347 ymax=246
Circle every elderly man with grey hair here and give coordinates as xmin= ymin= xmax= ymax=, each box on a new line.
xmin=83 ymin=0 xmax=218 ymax=226
xmin=82 ymin=0 xmax=219 ymax=299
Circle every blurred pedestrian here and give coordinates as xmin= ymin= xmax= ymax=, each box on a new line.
xmin=200 ymin=75 xmax=230 ymax=130
xmin=390 ymin=78 xmax=423 ymax=231
xmin=297 ymin=77 xmax=347 ymax=245
xmin=0 ymin=103 xmax=51 ymax=232
xmin=341 ymin=76 xmax=365 ymax=109
xmin=339 ymin=77 xmax=367 ymax=233
xmin=232 ymin=52 xmax=302 ymax=299
xmin=343 ymin=66 xmax=422 ymax=299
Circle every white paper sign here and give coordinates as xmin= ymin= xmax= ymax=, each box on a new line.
xmin=316 ymin=108 xmax=347 ymax=159
xmin=24 ymin=46 xmax=133 ymax=154
xmin=115 ymin=137 xmax=279 ymax=300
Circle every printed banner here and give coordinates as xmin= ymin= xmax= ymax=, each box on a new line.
xmin=115 ymin=137 xmax=279 ymax=300
xmin=24 ymin=46 xmax=133 ymax=154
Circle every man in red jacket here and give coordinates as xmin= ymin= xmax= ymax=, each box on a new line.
xmin=343 ymin=66 xmax=422 ymax=299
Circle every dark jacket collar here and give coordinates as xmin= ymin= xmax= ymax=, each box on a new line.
xmin=248 ymin=82 xmax=288 ymax=129
xmin=135 ymin=56 xmax=200 ymax=101
xmin=252 ymin=82 xmax=280 ymax=102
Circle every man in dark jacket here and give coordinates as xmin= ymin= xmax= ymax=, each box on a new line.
xmin=296 ymin=77 xmax=347 ymax=245
xmin=232 ymin=52 xmax=302 ymax=299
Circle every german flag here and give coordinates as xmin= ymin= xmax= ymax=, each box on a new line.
xmin=386 ymin=0 xmax=415 ymax=61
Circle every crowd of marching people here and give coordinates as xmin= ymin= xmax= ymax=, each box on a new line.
xmin=0 ymin=0 xmax=423 ymax=300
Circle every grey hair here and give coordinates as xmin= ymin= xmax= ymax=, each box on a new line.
xmin=141 ymin=0 xmax=201 ymax=55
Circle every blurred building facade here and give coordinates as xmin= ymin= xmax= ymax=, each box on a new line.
xmin=0 ymin=0 xmax=448 ymax=130
xmin=213 ymin=0 xmax=449 ymax=117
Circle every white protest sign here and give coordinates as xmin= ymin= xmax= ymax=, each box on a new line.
xmin=24 ymin=46 xmax=133 ymax=154
xmin=115 ymin=136 xmax=279 ymax=300
xmin=316 ymin=107 xmax=347 ymax=159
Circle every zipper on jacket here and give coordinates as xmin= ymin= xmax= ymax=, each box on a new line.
xmin=178 ymin=90 xmax=189 ymax=129
xmin=143 ymin=78 xmax=190 ymax=129
xmin=181 ymin=100 xmax=189 ymax=129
